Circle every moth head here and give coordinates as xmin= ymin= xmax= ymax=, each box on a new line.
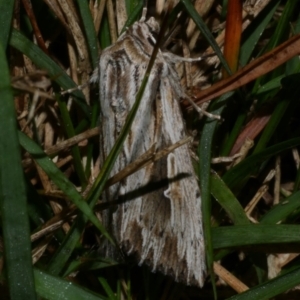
xmin=145 ymin=17 xmax=160 ymax=42
xmin=146 ymin=17 xmax=160 ymax=33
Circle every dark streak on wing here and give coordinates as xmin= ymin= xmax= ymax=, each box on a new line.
xmin=128 ymin=27 xmax=153 ymax=58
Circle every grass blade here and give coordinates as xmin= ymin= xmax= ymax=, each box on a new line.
xmin=0 ymin=42 xmax=36 ymax=299
xmin=34 ymin=269 xmax=106 ymax=300
xmin=0 ymin=0 xmax=14 ymax=46
xmin=228 ymin=266 xmax=300 ymax=300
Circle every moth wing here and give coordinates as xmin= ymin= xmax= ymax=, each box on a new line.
xmin=98 ymin=37 xmax=164 ymax=260
xmin=98 ymin=23 xmax=205 ymax=287
xmin=98 ymin=40 xmax=159 ymax=200
xmin=115 ymin=67 xmax=206 ymax=287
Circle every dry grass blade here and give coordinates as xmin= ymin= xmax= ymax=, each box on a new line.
xmin=194 ymin=34 xmax=300 ymax=104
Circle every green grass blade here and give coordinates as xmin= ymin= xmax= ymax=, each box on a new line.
xmin=98 ymin=277 xmax=117 ymax=300
xmin=181 ymin=0 xmax=231 ymax=74
xmin=125 ymin=0 xmax=140 ymax=15
xmin=228 ymin=266 xmax=300 ymax=300
xmin=62 ymin=256 xmax=118 ymax=275
xmin=255 ymin=75 xmax=284 ymax=95
xmin=56 ymin=96 xmax=87 ymax=187
xmin=121 ymin=1 xmax=144 ymax=33
xmin=0 ymin=43 xmax=37 ymax=300
xmin=211 ymin=173 xmax=249 ymax=225
xmin=252 ymin=0 xmax=300 ymax=93
xmin=260 ymin=190 xmax=300 ymax=224
xmin=239 ymin=0 xmax=280 ymax=66
xmin=198 ymin=93 xmax=232 ymax=299
xmin=18 ymin=131 xmax=112 ymax=242
xmin=99 ymin=13 xmax=111 ymax=49
xmin=34 ymin=269 xmax=107 ymax=300
xmin=212 ymin=225 xmax=300 ymax=249
xmin=75 ymin=0 xmax=99 ymax=68
xmin=0 ymin=0 xmax=14 ymax=46
xmin=264 ymin=0 xmax=300 ymax=52
xmin=253 ymin=78 xmax=299 ymax=154
xmin=46 ymin=217 xmax=90 ymax=275
xmin=223 ymin=138 xmax=300 ymax=189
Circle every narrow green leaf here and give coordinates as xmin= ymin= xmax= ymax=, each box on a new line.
xmin=212 ymin=225 xmax=300 ymax=249
xmin=255 ymin=75 xmax=284 ymax=95
xmin=0 ymin=42 xmax=36 ymax=299
xmin=56 ymin=96 xmax=87 ymax=187
xmin=253 ymin=92 xmax=294 ymax=154
xmin=18 ymin=131 xmax=112 ymax=243
xmin=75 ymin=0 xmax=99 ymax=68
xmin=125 ymin=0 xmax=140 ymax=15
xmin=198 ymin=92 xmax=232 ymax=299
xmin=211 ymin=173 xmax=249 ymax=225
xmin=228 ymin=266 xmax=300 ymax=300
xmin=34 ymin=269 xmax=106 ymax=300
xmin=63 ymin=256 xmax=118 ymax=276
xmin=239 ymin=1 xmax=280 ymax=66
xmin=264 ymin=0 xmax=300 ymax=52
xmin=98 ymin=277 xmax=117 ymax=300
xmin=99 ymin=13 xmax=111 ymax=49
xmin=260 ymin=190 xmax=300 ymax=224
xmin=0 ymin=0 xmax=14 ymax=46
xmin=223 ymin=138 xmax=300 ymax=189
xmin=121 ymin=0 xmax=144 ymax=33
xmin=181 ymin=0 xmax=231 ymax=74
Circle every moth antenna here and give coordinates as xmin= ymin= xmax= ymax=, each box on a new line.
xmin=140 ymin=7 xmax=147 ymax=22
xmin=60 ymin=81 xmax=90 ymax=95
xmin=60 ymin=67 xmax=99 ymax=95
xmin=163 ymin=52 xmax=216 ymax=63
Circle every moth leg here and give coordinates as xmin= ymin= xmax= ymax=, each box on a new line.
xmin=60 ymin=65 xmax=100 ymax=95
xmin=162 ymin=51 xmax=214 ymax=63
xmin=164 ymin=62 xmax=221 ymax=120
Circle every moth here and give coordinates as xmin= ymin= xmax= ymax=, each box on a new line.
xmin=91 ymin=12 xmax=206 ymax=287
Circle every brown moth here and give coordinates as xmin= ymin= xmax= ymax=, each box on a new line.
xmin=91 ymin=12 xmax=206 ymax=287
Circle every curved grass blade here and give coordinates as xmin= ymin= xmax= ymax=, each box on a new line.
xmin=228 ymin=265 xmax=300 ymax=300
xmin=223 ymin=137 xmax=300 ymax=189
xmin=253 ymin=87 xmax=298 ymax=155
xmin=0 ymin=43 xmax=36 ymax=300
xmin=34 ymin=269 xmax=106 ymax=300
xmin=18 ymin=131 xmax=113 ymax=244
xmin=239 ymin=0 xmax=280 ymax=66
xmin=211 ymin=173 xmax=249 ymax=225
xmin=211 ymin=173 xmax=250 ymax=262
xmin=98 ymin=277 xmax=117 ymax=300
xmin=260 ymin=190 xmax=300 ymax=224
